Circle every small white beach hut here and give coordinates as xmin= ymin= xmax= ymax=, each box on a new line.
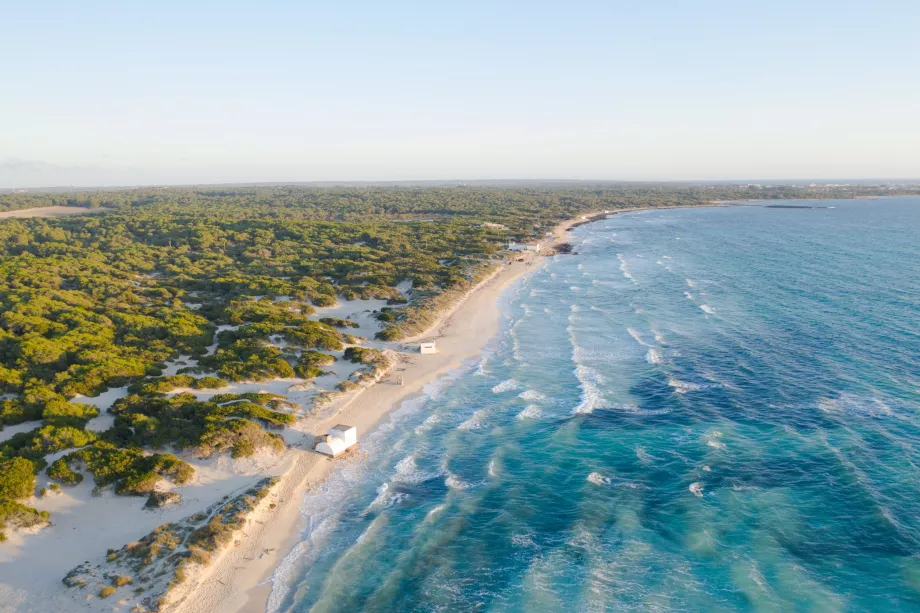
xmin=315 ymin=424 xmax=358 ymax=457
xmin=419 ymin=341 xmax=437 ymax=354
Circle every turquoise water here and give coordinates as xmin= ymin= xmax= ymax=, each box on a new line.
xmin=270 ymin=197 xmax=920 ymax=612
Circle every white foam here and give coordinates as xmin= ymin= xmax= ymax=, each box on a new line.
xmin=616 ymin=253 xmax=637 ymax=284
xmin=817 ymin=393 xmax=894 ymax=418
xmin=458 ymin=408 xmax=488 ymax=431
xmin=414 ymin=413 xmax=440 ymax=434
xmin=699 ymin=304 xmax=715 ymax=315
xmin=516 ymin=405 xmax=543 ymax=420
xmin=686 ymin=279 xmax=696 ymax=288
xmin=491 ymin=378 xmax=520 ymax=394
xmin=635 ymin=446 xmax=654 ymax=465
xmin=392 ymin=453 xmax=442 ymax=485
xmin=684 ymin=291 xmax=694 ymax=301
xmin=365 ymin=482 xmax=393 ymax=512
xmin=587 ymin=472 xmax=612 ymax=486
xmin=445 ymin=474 xmax=472 ymax=490
xmin=689 ymin=482 xmax=705 ymax=497
xmin=518 ymin=389 xmax=547 ymax=402
xmin=645 ymin=347 xmax=663 ymax=364
xmin=425 ymin=504 xmax=446 ymax=519
xmin=573 ymin=365 xmax=606 ymax=414
xmin=627 ymin=327 xmax=649 ymax=347
xmin=668 ymin=377 xmax=703 ymax=394
xmin=473 ymin=354 xmax=490 ymax=377
xmin=511 ymin=532 xmax=538 ymax=549
xmin=488 ymin=459 xmax=497 ymax=478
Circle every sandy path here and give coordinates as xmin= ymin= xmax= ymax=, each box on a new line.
xmin=0 ymin=206 xmax=109 ymax=219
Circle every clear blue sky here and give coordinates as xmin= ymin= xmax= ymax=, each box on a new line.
xmin=2 ymin=0 xmax=918 ymax=187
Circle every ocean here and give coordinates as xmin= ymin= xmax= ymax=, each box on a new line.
xmin=268 ymin=197 xmax=920 ymax=612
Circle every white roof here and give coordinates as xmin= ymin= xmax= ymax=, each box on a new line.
xmin=316 ymin=437 xmax=348 ymax=456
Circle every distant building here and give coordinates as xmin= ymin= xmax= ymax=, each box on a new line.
xmin=315 ymin=424 xmax=358 ymax=457
xmin=508 ymin=241 xmax=541 ymax=253
xmin=419 ymin=341 xmax=437 ymax=354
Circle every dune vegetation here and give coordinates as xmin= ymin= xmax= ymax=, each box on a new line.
xmin=2 ymin=183 xmax=915 ymax=540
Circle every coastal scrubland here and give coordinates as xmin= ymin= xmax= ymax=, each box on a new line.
xmin=0 ymin=183 xmax=916 ymax=595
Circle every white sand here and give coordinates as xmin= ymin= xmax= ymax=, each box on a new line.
xmin=0 ymin=206 xmax=109 ymax=219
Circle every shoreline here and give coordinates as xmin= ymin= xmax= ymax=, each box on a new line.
xmin=172 ymin=204 xmax=724 ymax=613
xmin=175 ymin=213 xmax=589 ymax=613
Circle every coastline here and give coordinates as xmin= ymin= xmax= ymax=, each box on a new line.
xmin=172 ymin=204 xmax=727 ymax=613
xmin=171 ymin=213 xmax=588 ymax=613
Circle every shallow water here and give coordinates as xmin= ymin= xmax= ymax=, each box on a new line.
xmin=269 ymin=197 xmax=920 ymax=612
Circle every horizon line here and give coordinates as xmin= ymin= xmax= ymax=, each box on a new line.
xmin=5 ymin=177 xmax=920 ymax=193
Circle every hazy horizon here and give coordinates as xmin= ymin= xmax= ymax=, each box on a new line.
xmin=3 ymin=0 xmax=919 ymax=188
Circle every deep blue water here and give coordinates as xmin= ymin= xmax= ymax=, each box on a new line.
xmin=270 ymin=197 xmax=920 ymax=612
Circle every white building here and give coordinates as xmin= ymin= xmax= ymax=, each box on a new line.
xmin=315 ymin=424 xmax=358 ymax=457
xmin=419 ymin=341 xmax=437 ymax=354
xmin=508 ymin=242 xmax=541 ymax=253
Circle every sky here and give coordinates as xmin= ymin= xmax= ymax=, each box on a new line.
xmin=2 ymin=0 xmax=919 ymax=187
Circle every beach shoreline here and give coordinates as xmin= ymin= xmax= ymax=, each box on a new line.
xmin=169 ymin=212 xmax=590 ymax=613
xmin=173 ymin=203 xmax=729 ymax=613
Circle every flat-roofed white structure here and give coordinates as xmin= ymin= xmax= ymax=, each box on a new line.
xmin=508 ymin=242 xmax=541 ymax=253
xmin=419 ymin=341 xmax=437 ymax=354
xmin=315 ymin=424 xmax=358 ymax=457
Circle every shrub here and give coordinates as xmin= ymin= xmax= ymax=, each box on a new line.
xmin=375 ymin=326 xmax=403 ymax=341
xmin=41 ymin=399 xmax=99 ymax=427
xmin=113 ymin=575 xmax=133 ymax=587
xmin=193 ymin=376 xmax=228 ymax=389
xmin=318 ymin=317 xmax=359 ymax=329
xmin=0 ymin=458 xmax=36 ymax=500
xmin=198 ymin=419 xmax=284 ymax=459
xmin=0 ymin=399 xmax=42 ymax=426
xmin=2 ymin=425 xmax=96 ymax=459
xmin=343 ymin=346 xmax=382 ymax=364
xmin=48 ymin=458 xmax=83 ymax=485
xmin=99 ymin=586 xmax=116 ymax=598
xmin=294 ymin=364 xmax=324 ymax=379
xmin=0 ymin=500 xmax=49 ymax=533
xmin=298 ymin=351 xmax=337 ymax=366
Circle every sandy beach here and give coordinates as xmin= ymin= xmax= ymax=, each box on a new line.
xmin=0 ymin=208 xmax=683 ymax=613
xmin=174 ymin=216 xmax=583 ymax=613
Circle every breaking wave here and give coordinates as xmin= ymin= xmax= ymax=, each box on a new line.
xmin=492 ymin=378 xmax=520 ymax=394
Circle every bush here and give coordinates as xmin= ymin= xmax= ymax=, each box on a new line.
xmin=294 ymin=364 xmax=324 ymax=379
xmin=198 ymin=419 xmax=285 ymax=459
xmin=51 ymin=444 xmax=193 ymax=495
xmin=41 ymin=399 xmax=99 ymax=427
xmin=0 ymin=500 xmax=49 ymax=533
xmin=0 ymin=457 xmax=37 ymax=499
xmin=113 ymin=575 xmax=133 ymax=587
xmin=375 ymin=326 xmax=403 ymax=341
xmin=3 ymin=425 xmax=96 ymax=459
xmin=0 ymin=399 xmax=42 ymax=426
xmin=319 ymin=317 xmax=359 ymax=329
xmin=193 ymin=376 xmax=228 ymax=389
xmin=48 ymin=458 xmax=83 ymax=485
xmin=343 ymin=346 xmax=382 ymax=364
xmin=99 ymin=586 xmax=116 ymax=598
xmin=298 ymin=351 xmax=337 ymax=366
